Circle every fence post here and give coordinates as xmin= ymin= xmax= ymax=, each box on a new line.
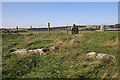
xmin=16 ymin=26 xmax=18 ymax=32
xmin=48 ymin=23 xmax=50 ymax=32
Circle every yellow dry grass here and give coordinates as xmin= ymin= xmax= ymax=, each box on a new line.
xmin=105 ymin=37 xmax=118 ymax=48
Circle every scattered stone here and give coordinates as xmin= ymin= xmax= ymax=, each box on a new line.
xmin=12 ymin=49 xmax=28 ymax=55
xmin=50 ymin=46 xmax=59 ymax=52
xmin=86 ymin=52 xmax=115 ymax=60
xmin=33 ymin=49 xmax=43 ymax=54
xmin=27 ymin=50 xmax=34 ymax=53
xmin=96 ymin=53 xmax=107 ymax=59
xmin=96 ymin=53 xmax=107 ymax=58
xmin=106 ymin=54 xmax=115 ymax=59
xmin=13 ymin=48 xmax=47 ymax=55
xmin=96 ymin=53 xmax=115 ymax=59
xmin=31 ymin=48 xmax=47 ymax=55
xmin=86 ymin=52 xmax=97 ymax=58
xmin=70 ymin=39 xmax=80 ymax=44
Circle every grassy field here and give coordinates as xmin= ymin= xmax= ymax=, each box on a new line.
xmin=2 ymin=30 xmax=119 ymax=78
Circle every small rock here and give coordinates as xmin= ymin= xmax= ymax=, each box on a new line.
xmin=96 ymin=53 xmax=115 ymax=59
xmin=32 ymin=48 xmax=47 ymax=54
xmin=106 ymin=54 xmax=115 ymax=59
xmin=50 ymin=46 xmax=59 ymax=52
xmin=86 ymin=52 xmax=97 ymax=58
xmin=12 ymin=49 xmax=28 ymax=55
xmin=33 ymin=49 xmax=44 ymax=54
xmin=28 ymin=50 xmax=34 ymax=53
xmin=96 ymin=53 xmax=107 ymax=59
xmin=86 ymin=52 xmax=115 ymax=60
xmin=70 ymin=39 xmax=80 ymax=44
xmin=13 ymin=48 xmax=47 ymax=55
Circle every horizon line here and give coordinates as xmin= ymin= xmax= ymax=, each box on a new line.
xmin=1 ymin=24 xmax=118 ymax=28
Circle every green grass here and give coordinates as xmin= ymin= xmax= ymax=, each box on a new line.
xmin=2 ymin=30 xmax=119 ymax=78
xmin=78 ymin=26 xmax=98 ymax=31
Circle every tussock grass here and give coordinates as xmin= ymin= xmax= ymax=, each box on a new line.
xmin=2 ymin=30 xmax=119 ymax=78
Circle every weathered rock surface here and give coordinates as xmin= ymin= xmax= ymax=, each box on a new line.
xmin=50 ymin=46 xmax=59 ymax=52
xmin=12 ymin=49 xmax=28 ymax=55
xmin=96 ymin=53 xmax=115 ymax=59
xmin=96 ymin=53 xmax=106 ymax=59
xmin=105 ymin=54 xmax=115 ymax=59
xmin=86 ymin=52 xmax=115 ymax=59
xmin=27 ymin=50 xmax=34 ymax=53
xmin=70 ymin=39 xmax=80 ymax=44
xmin=32 ymin=49 xmax=46 ymax=55
xmin=86 ymin=52 xmax=97 ymax=58
xmin=12 ymin=48 xmax=47 ymax=55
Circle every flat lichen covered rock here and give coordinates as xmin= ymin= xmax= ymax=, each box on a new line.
xmin=86 ymin=52 xmax=115 ymax=60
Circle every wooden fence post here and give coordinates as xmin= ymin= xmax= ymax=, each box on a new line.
xmin=48 ymin=23 xmax=50 ymax=32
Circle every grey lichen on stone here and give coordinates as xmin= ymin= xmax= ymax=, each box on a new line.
xmin=12 ymin=48 xmax=47 ymax=56
xmin=100 ymin=25 xmax=106 ymax=32
xmin=86 ymin=52 xmax=115 ymax=60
